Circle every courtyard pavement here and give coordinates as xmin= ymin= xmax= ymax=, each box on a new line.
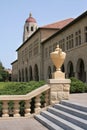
xmin=69 ymin=93 xmax=87 ymax=106
xmin=0 ymin=93 xmax=87 ymax=130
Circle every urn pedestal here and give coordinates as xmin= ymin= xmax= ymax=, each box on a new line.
xmin=49 ymin=45 xmax=71 ymax=105
xmin=52 ymin=71 xmax=65 ymax=79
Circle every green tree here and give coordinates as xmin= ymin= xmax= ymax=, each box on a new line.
xmin=0 ymin=61 xmax=9 ymax=81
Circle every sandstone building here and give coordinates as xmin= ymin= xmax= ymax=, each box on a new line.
xmin=11 ymin=11 xmax=87 ymax=82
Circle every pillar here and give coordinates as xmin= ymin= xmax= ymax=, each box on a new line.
xmin=47 ymin=79 xmax=71 ymax=105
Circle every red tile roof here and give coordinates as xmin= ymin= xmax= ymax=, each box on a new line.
xmin=42 ymin=18 xmax=74 ymax=29
xmin=26 ymin=13 xmax=37 ymax=23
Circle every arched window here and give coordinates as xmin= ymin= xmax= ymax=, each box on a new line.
xmin=67 ymin=61 xmax=74 ymax=78
xmin=76 ymin=59 xmax=86 ymax=82
xmin=48 ymin=66 xmax=52 ymax=79
xmin=31 ymin=26 xmax=33 ymax=31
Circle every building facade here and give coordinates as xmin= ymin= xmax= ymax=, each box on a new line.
xmin=11 ymin=11 xmax=87 ymax=82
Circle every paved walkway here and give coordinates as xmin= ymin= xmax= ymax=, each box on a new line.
xmin=0 ymin=93 xmax=87 ymax=130
xmin=69 ymin=93 xmax=87 ymax=106
xmin=0 ymin=118 xmax=48 ymax=130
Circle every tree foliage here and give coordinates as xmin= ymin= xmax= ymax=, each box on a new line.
xmin=0 ymin=61 xmax=9 ymax=81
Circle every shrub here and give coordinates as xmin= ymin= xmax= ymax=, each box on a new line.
xmin=0 ymin=80 xmax=45 ymax=95
xmin=84 ymin=83 xmax=87 ymax=92
xmin=70 ymin=77 xmax=86 ymax=93
xmin=0 ymin=81 xmax=46 ymax=116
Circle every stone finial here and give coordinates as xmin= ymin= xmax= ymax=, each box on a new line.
xmin=50 ymin=45 xmax=66 ymax=79
xmin=29 ymin=12 xmax=32 ymax=17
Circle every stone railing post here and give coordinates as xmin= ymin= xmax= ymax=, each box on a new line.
xmin=2 ymin=101 xmax=9 ymax=117
xmin=35 ymin=94 xmax=41 ymax=113
xmin=47 ymin=79 xmax=70 ymax=105
xmin=25 ymin=100 xmax=31 ymax=117
xmin=14 ymin=100 xmax=20 ymax=117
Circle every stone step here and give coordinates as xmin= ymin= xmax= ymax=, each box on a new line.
xmin=35 ymin=101 xmax=87 ymax=129
xmin=40 ymin=111 xmax=84 ymax=130
xmin=35 ymin=114 xmax=63 ymax=130
xmin=61 ymin=100 xmax=87 ymax=112
xmin=47 ymin=107 xmax=87 ymax=129
xmin=54 ymin=104 xmax=87 ymax=120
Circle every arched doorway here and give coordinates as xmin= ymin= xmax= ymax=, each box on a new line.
xmin=29 ymin=66 xmax=33 ymax=81
xmin=67 ymin=61 xmax=74 ymax=78
xmin=48 ymin=66 xmax=52 ymax=79
xmin=19 ymin=70 xmax=21 ymax=81
xmin=22 ymin=69 xmax=24 ymax=82
xmin=34 ymin=64 xmax=39 ymax=81
xmin=53 ymin=65 xmax=56 ymax=72
xmin=76 ymin=59 xmax=86 ymax=82
xmin=25 ymin=67 xmax=28 ymax=82
xmin=61 ymin=64 xmax=65 ymax=72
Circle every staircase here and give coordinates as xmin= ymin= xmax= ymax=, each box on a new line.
xmin=35 ymin=100 xmax=87 ymax=130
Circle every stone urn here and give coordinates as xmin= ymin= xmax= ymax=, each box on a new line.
xmin=50 ymin=45 xmax=66 ymax=79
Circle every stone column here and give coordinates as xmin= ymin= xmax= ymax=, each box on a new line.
xmin=47 ymin=79 xmax=71 ymax=105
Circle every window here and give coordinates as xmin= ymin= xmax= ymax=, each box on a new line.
xmin=66 ymin=34 xmax=74 ymax=50
xmin=84 ymin=26 xmax=87 ymax=42
xmin=31 ymin=26 xmax=33 ymax=31
xmin=59 ymin=39 xmax=65 ymax=51
xmin=75 ymin=30 xmax=81 ymax=46
xmin=26 ymin=26 xmax=29 ymax=32
xmin=66 ymin=41 xmax=68 ymax=50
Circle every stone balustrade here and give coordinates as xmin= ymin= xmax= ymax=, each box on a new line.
xmin=0 ymin=79 xmax=70 ymax=118
xmin=0 ymin=84 xmax=50 ymax=118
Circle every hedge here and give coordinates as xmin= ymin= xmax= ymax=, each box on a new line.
xmin=70 ymin=77 xmax=87 ymax=93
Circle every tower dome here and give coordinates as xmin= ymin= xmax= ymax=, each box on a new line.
xmin=26 ymin=13 xmax=37 ymax=23
xmin=23 ymin=13 xmax=38 ymax=42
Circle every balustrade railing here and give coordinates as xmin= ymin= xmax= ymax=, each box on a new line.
xmin=0 ymin=84 xmax=50 ymax=118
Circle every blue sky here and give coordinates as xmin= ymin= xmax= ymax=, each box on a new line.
xmin=0 ymin=0 xmax=87 ymax=69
